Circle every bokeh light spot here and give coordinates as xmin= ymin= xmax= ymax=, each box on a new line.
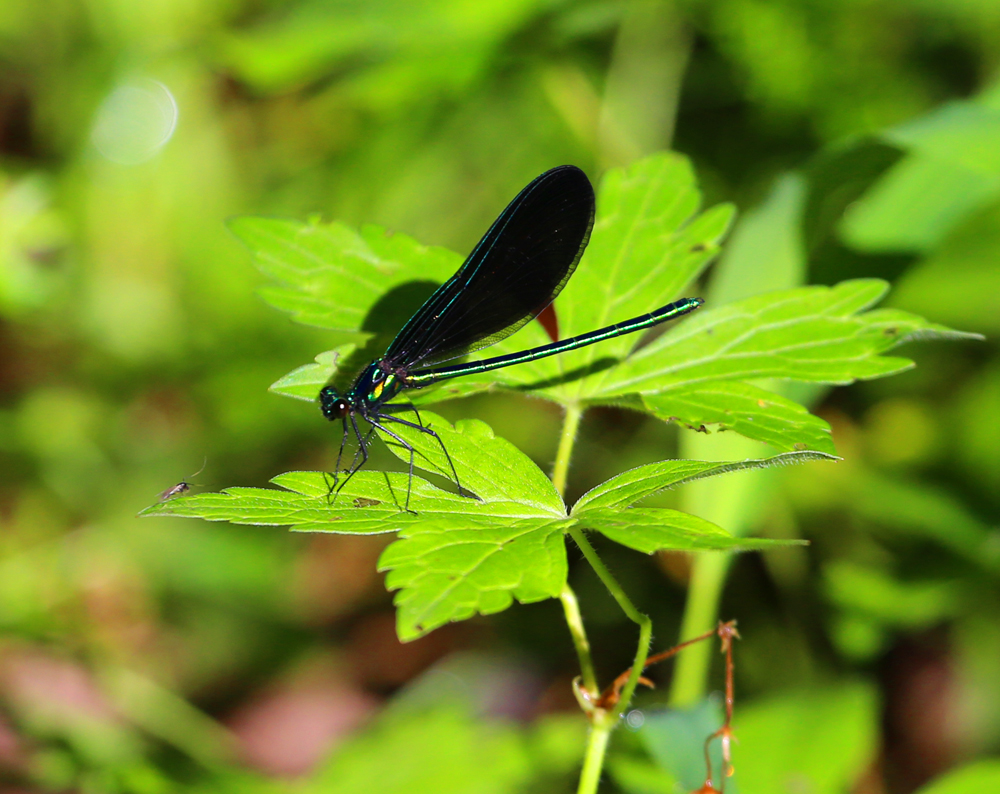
xmin=626 ymin=709 xmax=645 ymax=730
xmin=90 ymin=79 xmax=178 ymax=165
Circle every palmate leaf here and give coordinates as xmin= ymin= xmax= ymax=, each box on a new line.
xmin=196 ymin=152 xmax=978 ymax=643
xmin=435 ymin=153 xmax=734 ymax=397
xmin=241 ymin=152 xmax=976 ymax=455
xmin=142 ymin=413 xmax=816 ymax=640
xmin=241 ymin=152 xmax=734 ymax=406
xmin=229 ymin=216 xmax=462 ymax=335
xmin=470 ymin=277 xmax=974 ymax=452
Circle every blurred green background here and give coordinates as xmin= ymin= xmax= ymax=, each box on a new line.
xmin=1 ymin=1 xmax=998 ymax=792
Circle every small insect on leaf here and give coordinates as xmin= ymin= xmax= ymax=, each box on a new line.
xmin=158 ymin=481 xmax=190 ymax=502
xmin=157 ymin=458 xmax=207 ymax=502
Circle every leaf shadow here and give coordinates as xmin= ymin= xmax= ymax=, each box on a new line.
xmin=331 ymin=280 xmax=442 ymax=385
xmin=507 ymin=356 xmax=621 ymax=391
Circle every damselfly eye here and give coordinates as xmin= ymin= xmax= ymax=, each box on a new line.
xmin=319 ymin=387 xmax=351 ymax=420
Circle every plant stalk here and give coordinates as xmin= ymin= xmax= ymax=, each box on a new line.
xmin=553 ymin=402 xmax=652 ymax=794
xmin=553 ymin=402 xmax=583 ymax=497
xmin=577 ymin=711 xmax=614 ymax=794
xmin=568 ymin=526 xmax=653 ymax=716
xmin=560 ymin=584 xmax=599 ymax=697
xmin=668 ymin=552 xmax=732 ymax=706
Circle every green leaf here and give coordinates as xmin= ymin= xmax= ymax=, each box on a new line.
xmin=841 ymin=100 xmax=1000 ymax=253
xmin=268 ymin=347 xmax=350 ymax=401
xmin=734 ymin=683 xmax=878 ymax=794
xmin=142 ymin=466 xmax=571 ymax=641
xmin=373 ymin=413 xmax=817 ymax=636
xmin=914 ymin=760 xmax=1000 ymax=794
xmin=301 ymin=655 xmax=584 ymax=794
xmin=304 ymin=704 xmax=533 ymax=794
xmin=549 ymin=153 xmax=734 ymax=398
xmin=256 ymin=152 xmax=976 ymax=457
xmin=577 ymin=508 xmax=804 ymax=555
xmin=144 ymin=412 xmax=819 ymax=639
xmin=573 ymin=450 xmax=838 ymax=512
xmin=840 ymin=153 xmax=1000 ymax=253
xmin=580 ymin=279 xmax=979 ymax=399
xmin=144 ymin=414 xmax=573 ymax=640
xmin=887 ymin=100 xmax=1000 ymax=176
xmin=379 ymin=517 xmax=571 ymax=640
xmin=272 ymin=153 xmax=730 ymax=405
xmin=889 ymin=200 xmax=1000 ymax=334
xmin=139 ymin=470 xmax=465 ymax=534
xmin=229 ymin=216 xmax=460 ymax=333
xmin=823 ymin=561 xmax=962 ymax=628
xmin=708 ymin=172 xmax=806 ymax=305
xmin=608 ymin=755 xmax=679 ymax=794
xmin=429 ymin=154 xmax=732 ymax=398
xmin=849 ymin=473 xmax=1000 ymax=572
xmin=641 ymin=381 xmax=835 ymax=454
xmin=375 ymin=413 xmax=565 ymax=509
xmin=141 ymin=413 xmax=566 ymax=527
xmin=219 ymin=0 xmax=540 ymax=103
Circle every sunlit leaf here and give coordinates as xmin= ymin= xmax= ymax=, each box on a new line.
xmin=144 ymin=414 xmax=814 ymax=639
xmin=229 ymin=216 xmax=460 ymax=333
xmin=380 ymin=517 xmax=571 ymax=640
xmin=377 ymin=414 xmax=566 ymax=509
xmin=582 ymin=279 xmax=979 ymax=399
xmin=841 ymin=100 xmax=1000 ymax=253
xmin=887 ymin=100 xmax=1000 ymax=176
xmin=577 ymin=509 xmax=803 ymax=555
xmin=250 ymin=153 xmax=976 ymax=457
xmin=550 ymin=153 xmax=734 ymax=397
xmin=573 ymin=451 xmax=838 ymax=512
xmin=268 ymin=347 xmax=350 ymax=402
xmin=641 ymin=381 xmax=835 ymax=454
xmin=840 ymin=154 xmax=999 ymax=253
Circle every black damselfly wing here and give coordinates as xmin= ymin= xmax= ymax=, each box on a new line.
xmin=317 ymin=164 xmax=706 ymax=511
xmin=381 ymin=165 xmax=595 ymax=370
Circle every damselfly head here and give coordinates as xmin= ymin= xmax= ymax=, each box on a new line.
xmin=319 ymin=386 xmax=350 ymax=420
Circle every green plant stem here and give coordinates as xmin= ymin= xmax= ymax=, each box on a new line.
xmin=553 ymin=403 xmax=599 ymax=699
xmin=553 ymin=402 xmax=652 ymax=794
xmin=577 ymin=715 xmax=613 ymax=794
xmin=668 ymin=552 xmax=732 ymax=706
xmin=568 ymin=526 xmax=653 ymax=715
xmin=568 ymin=525 xmax=652 ymax=794
xmin=560 ymin=583 xmax=599 ymax=697
xmin=553 ymin=402 xmax=583 ymax=497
